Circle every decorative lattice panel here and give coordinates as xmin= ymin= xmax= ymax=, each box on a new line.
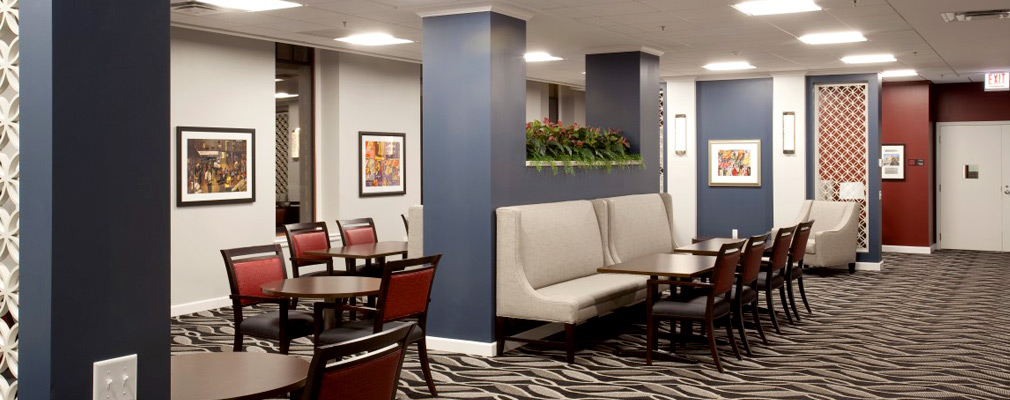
xmin=814 ymin=83 xmax=868 ymax=251
xmin=0 ymin=1 xmax=16 ymax=398
xmin=658 ymin=87 xmax=664 ymax=189
xmin=275 ymin=112 xmax=289 ymax=199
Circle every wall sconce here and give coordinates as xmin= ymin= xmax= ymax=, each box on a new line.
xmin=674 ymin=114 xmax=687 ymax=155
xmin=290 ymin=127 xmax=300 ymax=160
xmin=782 ymin=111 xmax=796 ymax=154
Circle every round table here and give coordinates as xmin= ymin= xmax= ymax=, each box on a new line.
xmin=261 ymin=276 xmax=381 ymax=299
xmin=171 ymin=353 xmax=309 ymax=400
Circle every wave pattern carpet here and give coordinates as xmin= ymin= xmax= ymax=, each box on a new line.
xmin=172 ymin=250 xmax=1010 ymax=399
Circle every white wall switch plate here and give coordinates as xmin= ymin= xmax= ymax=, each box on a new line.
xmin=93 ymin=354 xmax=137 ymax=400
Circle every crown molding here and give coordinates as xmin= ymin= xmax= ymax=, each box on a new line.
xmin=417 ymin=4 xmax=535 ymax=21
xmin=585 ymin=45 xmax=664 ymax=57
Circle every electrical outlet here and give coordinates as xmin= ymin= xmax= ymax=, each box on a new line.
xmin=93 ymin=354 xmax=137 ymax=400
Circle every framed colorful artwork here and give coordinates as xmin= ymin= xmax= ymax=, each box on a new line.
xmin=708 ymin=139 xmax=761 ymax=187
xmin=881 ymin=144 xmax=905 ymax=180
xmin=177 ymin=126 xmax=255 ymax=207
xmin=359 ymin=132 xmax=406 ymax=197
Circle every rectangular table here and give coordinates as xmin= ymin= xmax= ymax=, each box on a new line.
xmin=674 ymin=238 xmax=746 ymax=257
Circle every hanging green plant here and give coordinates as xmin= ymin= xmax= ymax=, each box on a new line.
xmin=525 ymin=119 xmax=644 ymax=175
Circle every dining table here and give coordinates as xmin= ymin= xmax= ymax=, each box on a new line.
xmin=677 ymin=237 xmax=773 ymax=256
xmin=598 ymin=252 xmax=719 ymax=363
xmin=303 ymin=241 xmax=408 ymax=275
xmin=261 ymin=275 xmax=382 ymax=328
xmin=171 ymin=352 xmax=309 ymax=400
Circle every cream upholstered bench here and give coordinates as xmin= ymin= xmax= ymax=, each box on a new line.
xmin=495 ymin=194 xmax=677 ymax=363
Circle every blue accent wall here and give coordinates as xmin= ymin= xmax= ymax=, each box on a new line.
xmin=22 ymin=0 xmax=170 ymax=397
xmin=806 ymin=74 xmax=882 ymax=263
xmin=696 ymin=79 xmax=774 ymax=238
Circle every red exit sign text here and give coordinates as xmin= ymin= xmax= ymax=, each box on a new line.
xmin=985 ymin=72 xmax=1009 ymax=91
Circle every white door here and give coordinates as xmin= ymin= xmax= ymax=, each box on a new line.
xmin=938 ymin=124 xmax=1004 ymax=251
xmin=1004 ymin=125 xmax=1010 ymax=251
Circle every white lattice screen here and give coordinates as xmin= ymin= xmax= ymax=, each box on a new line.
xmin=0 ymin=1 xmax=17 ymax=398
xmin=814 ymin=83 xmax=869 ymax=251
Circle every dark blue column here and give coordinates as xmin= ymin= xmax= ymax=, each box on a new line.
xmin=422 ymin=11 xmax=526 ymax=342
xmin=22 ymin=1 xmax=170 ymax=398
xmin=586 ymin=51 xmax=661 ymax=165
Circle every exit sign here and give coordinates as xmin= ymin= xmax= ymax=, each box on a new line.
xmin=985 ymin=72 xmax=1009 ymax=91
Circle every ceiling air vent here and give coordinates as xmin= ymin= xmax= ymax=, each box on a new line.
xmin=941 ymin=9 xmax=1010 ymax=23
xmin=170 ymin=1 xmax=229 ymax=16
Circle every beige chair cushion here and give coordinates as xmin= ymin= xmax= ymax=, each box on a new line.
xmin=514 ymin=201 xmax=606 ymax=290
xmin=604 ymin=193 xmax=676 ymax=263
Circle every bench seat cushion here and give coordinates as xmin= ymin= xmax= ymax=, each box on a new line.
xmin=535 ymin=273 xmax=648 ymax=323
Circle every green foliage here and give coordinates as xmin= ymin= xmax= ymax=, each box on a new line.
xmin=526 ymin=119 xmax=644 ymax=175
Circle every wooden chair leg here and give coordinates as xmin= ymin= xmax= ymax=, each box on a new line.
xmin=735 ymin=301 xmax=751 ymax=357
xmin=495 ymin=317 xmax=506 ymax=355
xmin=279 ymin=338 xmax=290 ymax=354
xmin=786 ymin=279 xmax=801 ymax=322
xmin=564 ymin=323 xmax=576 ymax=364
xmin=233 ymin=332 xmax=243 ymax=352
xmin=751 ymin=300 xmax=768 ymax=345
xmin=705 ymin=320 xmax=723 ymax=373
xmin=848 ymin=263 xmax=856 ymax=274
xmin=416 ymin=339 xmax=438 ymax=396
xmin=765 ymin=289 xmax=781 ymax=334
xmin=668 ymin=321 xmax=677 ymax=352
xmin=778 ymin=287 xmax=794 ymax=325
xmin=797 ymin=275 xmax=812 ymax=313
xmin=724 ymin=315 xmax=741 ymax=361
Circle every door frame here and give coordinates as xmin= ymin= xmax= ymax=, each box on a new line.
xmin=935 ymin=120 xmax=1010 ymax=250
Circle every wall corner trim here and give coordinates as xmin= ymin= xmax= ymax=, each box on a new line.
xmin=417 ymin=5 xmax=534 ymax=20
xmin=171 ymin=296 xmax=232 ymax=317
xmin=425 ymin=336 xmax=497 ymax=356
xmin=855 ymin=261 xmax=883 ymax=271
xmin=882 ymin=245 xmax=933 ymax=254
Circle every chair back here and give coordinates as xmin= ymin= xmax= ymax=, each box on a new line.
xmin=221 ymin=244 xmax=287 ymax=305
xmin=285 ymin=222 xmax=331 ymax=261
xmin=302 ymin=323 xmax=415 ymax=400
xmin=739 ymin=232 xmax=770 ymax=284
xmin=401 ymin=214 xmax=409 ymax=234
xmin=789 ymin=220 xmax=815 ymax=264
xmin=375 ymin=255 xmax=441 ymax=328
xmin=337 ymin=218 xmax=378 ymax=246
xmin=768 ymin=225 xmax=796 ymax=273
xmin=711 ymin=241 xmax=746 ymax=296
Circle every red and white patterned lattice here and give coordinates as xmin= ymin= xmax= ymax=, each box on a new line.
xmin=814 ymin=84 xmax=868 ymax=251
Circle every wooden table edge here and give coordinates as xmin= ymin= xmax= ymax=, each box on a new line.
xmin=259 ymin=277 xmax=382 ymax=299
xmin=171 ymin=354 xmax=309 ymax=400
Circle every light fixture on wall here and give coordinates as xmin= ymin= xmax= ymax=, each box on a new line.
xmin=783 ymin=111 xmax=796 ymax=154
xmin=674 ymin=114 xmax=687 ymax=155
xmin=290 ymin=127 xmax=300 ymax=160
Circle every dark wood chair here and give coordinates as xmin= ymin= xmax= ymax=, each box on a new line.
xmin=336 ymin=217 xmax=381 ymax=276
xmin=300 ymin=323 xmax=415 ymax=400
xmin=313 ymin=254 xmax=442 ymax=396
xmin=646 ymin=240 xmax=745 ymax=372
xmin=401 ymin=213 xmax=409 ymax=234
xmin=731 ymin=232 xmax=770 ymax=356
xmin=785 ymin=220 xmax=815 ymax=321
xmin=284 ymin=222 xmax=335 ymax=277
xmin=221 ymin=244 xmax=314 ymax=354
xmin=757 ymin=225 xmax=797 ymax=333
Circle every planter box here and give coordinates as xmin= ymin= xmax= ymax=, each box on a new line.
xmin=525 ymin=160 xmax=642 ymax=167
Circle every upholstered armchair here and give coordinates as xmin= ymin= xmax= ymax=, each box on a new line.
xmin=794 ymin=200 xmax=860 ymax=273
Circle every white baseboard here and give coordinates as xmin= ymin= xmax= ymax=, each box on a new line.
xmin=171 ymin=296 xmax=231 ymax=317
xmin=882 ymin=245 xmax=932 ymax=254
xmin=855 ymin=261 xmax=882 ymax=271
xmin=425 ymin=336 xmax=497 ymax=357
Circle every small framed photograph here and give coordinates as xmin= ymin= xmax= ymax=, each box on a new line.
xmin=709 ymin=139 xmax=761 ymax=187
xmin=177 ymin=127 xmax=255 ymax=207
xmin=881 ymin=144 xmax=905 ymax=180
xmin=360 ymin=132 xmax=406 ymax=197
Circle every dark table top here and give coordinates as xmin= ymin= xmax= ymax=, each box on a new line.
xmin=597 ymin=253 xmax=719 ymax=278
xmin=675 ymin=238 xmax=749 ymax=256
xmin=303 ymin=241 xmax=408 ymax=259
xmin=171 ymin=352 xmax=309 ymax=400
xmin=261 ymin=276 xmax=381 ymax=298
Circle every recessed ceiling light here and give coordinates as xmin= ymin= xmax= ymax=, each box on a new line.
xmin=335 ymin=33 xmax=413 ymax=46
xmin=881 ymin=69 xmax=917 ymax=78
xmin=841 ymin=54 xmax=897 ymax=64
xmin=200 ymin=0 xmax=302 ymax=12
xmin=703 ymin=61 xmax=757 ymax=71
xmin=525 ymin=52 xmax=563 ymax=62
xmin=733 ymin=0 xmax=821 ymax=16
xmin=275 ymin=92 xmax=298 ymax=99
xmin=799 ymin=31 xmax=867 ymax=45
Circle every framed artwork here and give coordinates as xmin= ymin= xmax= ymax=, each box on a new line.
xmin=881 ymin=144 xmax=905 ymax=180
xmin=708 ymin=139 xmax=761 ymax=187
xmin=177 ymin=126 xmax=255 ymax=207
xmin=359 ymin=132 xmax=406 ymax=197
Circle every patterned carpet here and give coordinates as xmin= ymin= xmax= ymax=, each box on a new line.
xmin=172 ymin=250 xmax=1010 ymax=399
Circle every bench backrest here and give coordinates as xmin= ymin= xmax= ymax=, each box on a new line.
xmin=600 ymin=193 xmax=677 ymax=264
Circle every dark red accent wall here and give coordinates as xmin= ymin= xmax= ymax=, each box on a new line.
xmin=881 ymin=81 xmax=932 ymax=247
xmin=933 ymin=82 xmax=1010 ymax=122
